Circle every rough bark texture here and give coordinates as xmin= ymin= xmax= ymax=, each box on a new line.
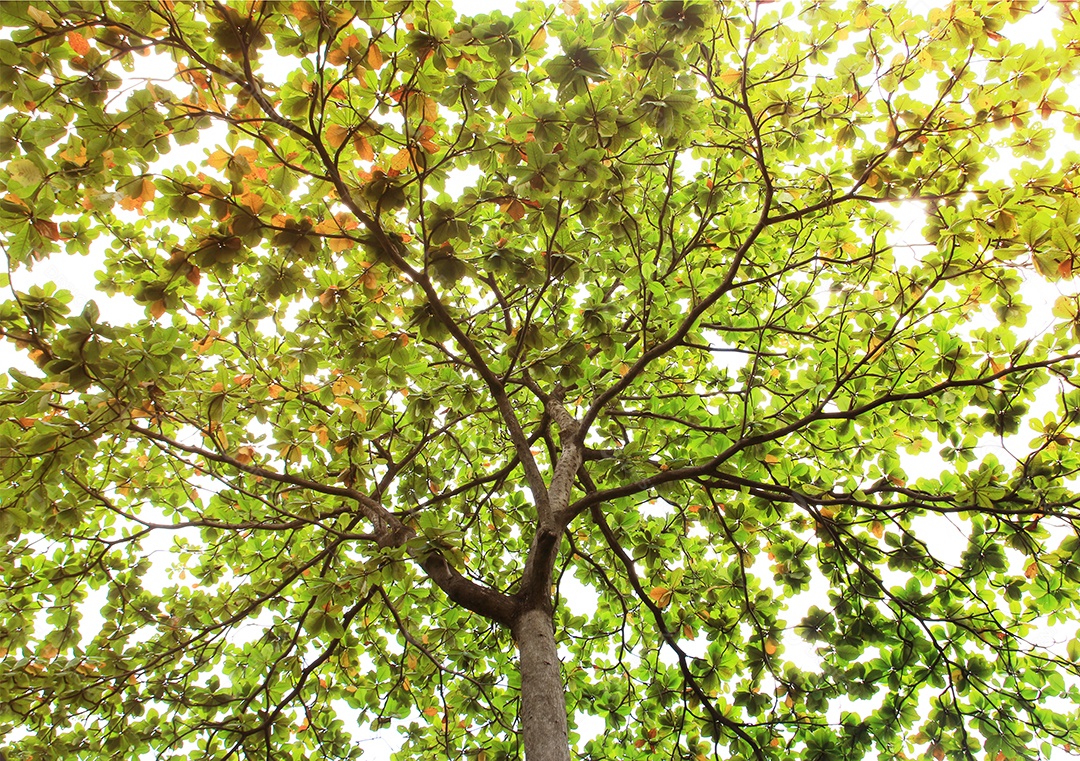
xmin=515 ymin=607 xmax=571 ymax=761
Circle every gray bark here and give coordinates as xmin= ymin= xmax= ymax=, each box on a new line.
xmin=514 ymin=607 xmax=571 ymax=761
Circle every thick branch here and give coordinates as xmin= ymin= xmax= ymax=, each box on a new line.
xmin=566 ymin=354 xmax=1080 ymax=520
xmin=128 ymin=424 xmax=518 ymax=625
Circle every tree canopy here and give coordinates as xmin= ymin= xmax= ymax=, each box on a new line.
xmin=5 ymin=0 xmax=1080 ymax=759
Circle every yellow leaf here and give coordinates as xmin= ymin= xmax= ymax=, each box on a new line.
xmin=389 ymin=148 xmax=412 ymax=172
xmin=27 ymin=6 xmax=56 ymax=28
xmin=720 ymin=69 xmax=742 ymax=85
xmin=764 ymin=639 xmax=778 ymax=655
xmin=207 ymin=149 xmax=231 ymax=170
xmin=529 ymin=26 xmax=548 ymax=51
xmin=40 ymin=644 xmax=59 ymax=659
xmin=560 ymin=0 xmax=581 ymax=15
xmin=763 ymin=453 xmax=780 ymax=464
xmin=866 ymin=334 xmax=885 ymax=361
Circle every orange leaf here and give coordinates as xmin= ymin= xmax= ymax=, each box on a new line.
xmin=764 ymin=639 xmax=778 ymax=655
xmin=353 ymin=135 xmax=374 ymax=162
xmin=67 ymin=31 xmax=90 ymax=55
xmin=1026 ymin=561 xmax=1038 ymax=579
xmin=423 ymin=706 xmax=439 ymax=717
xmin=267 ymin=384 xmax=283 ymax=398
xmin=870 ymin=520 xmax=884 ymax=539
xmin=423 ymin=96 xmax=438 ymax=123
xmin=648 ymin=587 xmax=673 ymax=608
xmin=150 ymin=300 xmax=167 ymax=319
xmin=326 ymin=124 xmax=350 ymax=149
xmin=367 ymin=43 xmax=383 ymax=69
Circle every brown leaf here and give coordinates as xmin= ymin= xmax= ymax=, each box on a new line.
xmin=32 ymin=218 xmax=60 ymax=241
xmin=503 ymin=199 xmax=526 ymax=220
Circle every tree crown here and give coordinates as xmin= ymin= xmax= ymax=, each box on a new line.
xmin=3 ymin=1 xmax=1080 ymax=760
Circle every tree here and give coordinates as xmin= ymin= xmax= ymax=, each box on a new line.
xmin=6 ymin=0 xmax=1080 ymax=758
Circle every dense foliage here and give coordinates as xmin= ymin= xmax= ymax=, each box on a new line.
xmin=4 ymin=0 xmax=1080 ymax=759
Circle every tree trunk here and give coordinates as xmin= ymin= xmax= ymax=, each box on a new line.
xmin=515 ymin=607 xmax=571 ymax=761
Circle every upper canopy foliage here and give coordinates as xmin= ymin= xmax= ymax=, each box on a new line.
xmin=4 ymin=0 xmax=1080 ymax=759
